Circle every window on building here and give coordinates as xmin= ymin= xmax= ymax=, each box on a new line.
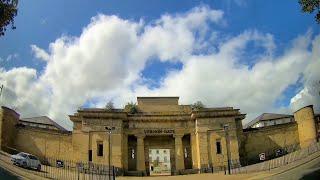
xmin=164 ymin=156 xmax=168 ymax=162
xmin=156 ymin=150 xmax=159 ymax=154
xmin=216 ymin=139 xmax=222 ymax=154
xmin=89 ymin=150 xmax=92 ymax=161
xmin=131 ymin=148 xmax=135 ymax=159
xmin=184 ymin=148 xmax=188 ymax=158
xmin=97 ymin=142 xmax=103 ymax=156
xmin=163 ymin=150 xmax=167 ymax=154
xmin=156 ymin=156 xmax=159 ymax=162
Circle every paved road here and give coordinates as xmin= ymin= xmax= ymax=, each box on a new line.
xmin=268 ymin=155 xmax=320 ymax=180
xmin=0 ymin=166 xmax=20 ymax=180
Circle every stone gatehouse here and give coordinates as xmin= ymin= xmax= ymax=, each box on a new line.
xmin=69 ymin=97 xmax=245 ymax=175
xmin=0 ymin=96 xmax=318 ymax=176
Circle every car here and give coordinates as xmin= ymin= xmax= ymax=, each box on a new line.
xmin=11 ymin=152 xmax=41 ymax=171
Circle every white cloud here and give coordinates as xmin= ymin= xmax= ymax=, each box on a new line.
xmin=0 ymin=5 xmax=319 ymax=130
xmin=31 ymin=45 xmax=50 ymax=61
xmin=290 ymin=34 xmax=320 ymax=112
xmin=0 ymin=53 xmax=19 ymax=64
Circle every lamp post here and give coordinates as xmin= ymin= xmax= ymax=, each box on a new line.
xmin=0 ymin=84 xmax=3 ymax=100
xmin=105 ymin=126 xmax=115 ymax=180
xmin=224 ymin=124 xmax=231 ymax=175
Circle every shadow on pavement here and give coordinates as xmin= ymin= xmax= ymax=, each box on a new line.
xmin=300 ymin=168 xmax=320 ymax=180
xmin=0 ymin=166 xmax=20 ymax=180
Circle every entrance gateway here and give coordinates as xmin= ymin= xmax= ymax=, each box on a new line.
xmin=127 ymin=132 xmax=193 ymax=175
xmin=68 ymin=96 xmax=245 ymax=176
xmin=145 ymin=129 xmax=173 ymax=175
xmin=149 ymin=148 xmax=171 ymax=175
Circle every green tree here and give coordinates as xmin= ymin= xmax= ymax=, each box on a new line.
xmin=299 ymin=0 xmax=320 ymax=23
xmin=105 ymin=100 xmax=114 ymax=111
xmin=191 ymin=101 xmax=205 ymax=111
xmin=125 ymin=102 xmax=138 ymax=114
xmin=0 ymin=0 xmax=18 ymax=36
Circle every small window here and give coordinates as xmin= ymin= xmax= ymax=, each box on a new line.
xmin=184 ymin=148 xmax=188 ymax=158
xmin=163 ymin=150 xmax=167 ymax=154
xmin=89 ymin=150 xmax=92 ymax=161
xmin=156 ymin=156 xmax=159 ymax=162
xmin=97 ymin=142 xmax=103 ymax=156
xmin=131 ymin=148 xmax=135 ymax=159
xmin=164 ymin=156 xmax=168 ymax=162
xmin=216 ymin=139 xmax=222 ymax=154
xmin=156 ymin=150 xmax=159 ymax=154
xmin=264 ymin=122 xmax=268 ymax=127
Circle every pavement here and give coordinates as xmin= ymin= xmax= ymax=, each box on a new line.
xmin=117 ymin=172 xmax=256 ymax=180
xmin=1 ymin=150 xmax=320 ymax=180
xmin=247 ymin=150 xmax=320 ymax=180
xmin=267 ymin=152 xmax=320 ymax=180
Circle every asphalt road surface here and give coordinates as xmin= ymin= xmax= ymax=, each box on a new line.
xmin=0 ymin=166 xmax=20 ymax=180
xmin=268 ymin=155 xmax=320 ymax=180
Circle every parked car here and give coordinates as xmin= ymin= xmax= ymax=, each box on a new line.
xmin=11 ymin=152 xmax=41 ymax=171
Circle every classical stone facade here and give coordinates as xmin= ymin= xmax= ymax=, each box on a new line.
xmin=0 ymin=97 xmax=318 ymax=176
xmin=69 ymin=97 xmax=245 ymax=175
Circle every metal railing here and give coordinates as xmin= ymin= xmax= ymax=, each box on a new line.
xmin=14 ymin=156 xmax=119 ymax=180
xmin=229 ymin=141 xmax=320 ymax=174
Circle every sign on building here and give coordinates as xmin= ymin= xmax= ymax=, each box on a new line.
xmin=144 ymin=129 xmax=175 ymax=136
xmin=259 ymin=153 xmax=266 ymax=161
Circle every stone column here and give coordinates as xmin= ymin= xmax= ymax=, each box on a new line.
xmin=191 ymin=132 xmax=200 ymax=170
xmin=174 ymin=134 xmax=185 ymax=171
xmin=136 ymin=134 xmax=146 ymax=172
xmin=122 ymin=134 xmax=128 ymax=170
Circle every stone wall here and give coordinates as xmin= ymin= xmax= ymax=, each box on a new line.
xmin=14 ymin=127 xmax=73 ymax=160
xmin=243 ymin=123 xmax=299 ymax=164
xmin=0 ymin=106 xmax=19 ymax=152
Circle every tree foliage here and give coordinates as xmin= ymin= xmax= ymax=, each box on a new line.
xmin=105 ymin=100 xmax=114 ymax=111
xmin=0 ymin=0 xmax=18 ymax=36
xmin=125 ymin=102 xmax=138 ymax=114
xmin=299 ymin=0 xmax=320 ymax=23
xmin=191 ymin=101 xmax=205 ymax=111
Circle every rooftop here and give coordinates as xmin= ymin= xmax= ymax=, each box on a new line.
xmin=20 ymin=116 xmax=68 ymax=132
xmin=244 ymin=113 xmax=293 ymax=129
xmin=137 ymin=96 xmax=179 ymax=106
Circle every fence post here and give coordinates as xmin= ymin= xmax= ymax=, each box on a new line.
xmin=112 ymin=166 xmax=115 ymax=180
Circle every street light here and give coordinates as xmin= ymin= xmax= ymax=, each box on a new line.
xmin=105 ymin=126 xmax=115 ymax=180
xmin=0 ymin=84 xmax=3 ymax=99
xmin=223 ymin=124 xmax=231 ymax=175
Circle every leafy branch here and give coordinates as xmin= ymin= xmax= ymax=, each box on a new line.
xmin=0 ymin=0 xmax=18 ymax=36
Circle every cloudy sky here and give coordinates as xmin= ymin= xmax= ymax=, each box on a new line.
xmin=0 ymin=0 xmax=319 ymax=130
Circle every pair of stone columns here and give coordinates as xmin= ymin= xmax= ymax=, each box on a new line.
xmin=135 ymin=134 xmax=185 ymax=172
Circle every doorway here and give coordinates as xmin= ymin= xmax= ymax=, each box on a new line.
xmin=149 ymin=148 xmax=171 ymax=175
